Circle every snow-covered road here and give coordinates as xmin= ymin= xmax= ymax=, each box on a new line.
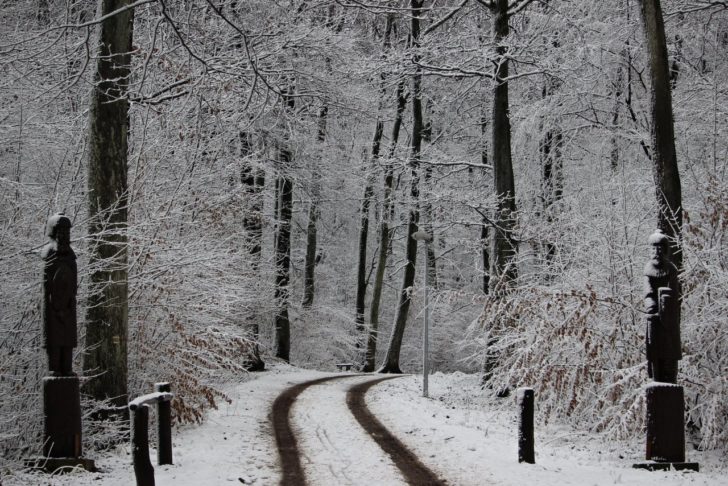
xmin=292 ymin=375 xmax=410 ymax=485
xmin=7 ymin=364 xmax=724 ymax=485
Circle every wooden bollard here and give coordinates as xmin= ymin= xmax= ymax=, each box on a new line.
xmin=131 ymin=404 xmax=154 ymax=486
xmin=517 ymin=387 xmax=535 ymax=464
xmin=155 ymin=382 xmax=173 ymax=465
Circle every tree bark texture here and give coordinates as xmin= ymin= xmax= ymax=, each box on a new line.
xmin=364 ymin=78 xmax=407 ymax=372
xmin=480 ymin=109 xmax=490 ymax=294
xmin=83 ymin=0 xmax=133 ymax=407
xmin=240 ymin=132 xmax=265 ymax=262
xmin=379 ymin=0 xmax=424 ymax=374
xmin=240 ymin=131 xmax=265 ymax=371
xmin=303 ymin=8 xmax=340 ymax=308
xmin=274 ymin=89 xmax=295 ymax=362
xmin=640 ymin=0 xmax=683 ymax=269
xmin=610 ymin=56 xmax=624 ymax=171
xmin=356 ymin=15 xmax=393 ymax=346
xmin=421 ymin=102 xmax=438 ymax=289
xmin=302 ymin=104 xmax=327 ymax=308
xmin=489 ymin=0 xmax=518 ymax=293
xmin=355 ymin=129 xmax=380 ymax=340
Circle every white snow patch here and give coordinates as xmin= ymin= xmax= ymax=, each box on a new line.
xmin=366 ymin=372 xmax=724 ymax=486
xmin=6 ymin=367 xmax=725 ymax=485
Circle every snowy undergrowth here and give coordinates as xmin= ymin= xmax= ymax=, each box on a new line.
xmin=367 ymin=372 xmax=726 ymax=486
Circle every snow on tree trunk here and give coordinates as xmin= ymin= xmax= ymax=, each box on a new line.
xmin=379 ymin=0 xmax=424 ymax=374
xmin=489 ymin=0 xmax=518 ymax=293
xmin=364 ymin=77 xmax=407 ymax=373
xmin=274 ymin=88 xmax=295 ymax=362
xmin=355 ymin=144 xmax=378 ymax=343
xmin=83 ymin=0 xmax=134 ymax=408
xmin=302 ymin=103 xmax=326 ymax=308
xmin=640 ymin=0 xmax=683 ymax=270
xmin=240 ymin=131 xmax=265 ymax=371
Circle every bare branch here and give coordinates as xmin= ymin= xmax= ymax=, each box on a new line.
xmin=474 ymin=0 xmax=495 ymax=9
xmin=0 ymin=0 xmax=157 ymax=50
xmin=414 ymin=59 xmax=495 ymax=79
xmin=666 ymin=1 xmax=728 ymax=17
xmin=423 ymin=0 xmax=470 ymax=36
xmin=202 ymin=0 xmax=281 ymax=98
xmin=421 ymin=159 xmax=493 ymax=170
xmin=507 ymin=0 xmax=539 ymax=17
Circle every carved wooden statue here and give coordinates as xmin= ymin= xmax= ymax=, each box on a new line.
xmin=643 ymin=230 xmax=681 ymax=383
xmin=42 ymin=213 xmax=77 ymax=376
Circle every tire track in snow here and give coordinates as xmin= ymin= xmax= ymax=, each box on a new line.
xmin=293 ymin=375 xmax=405 ymax=485
xmin=347 ymin=376 xmax=448 ymax=486
xmin=272 ymin=375 xmax=355 ymax=485
xmin=272 ymin=374 xmax=446 ymax=485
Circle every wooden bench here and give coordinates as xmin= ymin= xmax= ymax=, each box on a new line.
xmin=335 ymin=363 xmax=354 ymax=371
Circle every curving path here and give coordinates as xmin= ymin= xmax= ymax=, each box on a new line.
xmin=271 ymin=374 xmax=446 ymax=486
xmin=347 ymin=377 xmax=446 ymax=486
xmin=271 ymin=375 xmax=351 ymax=485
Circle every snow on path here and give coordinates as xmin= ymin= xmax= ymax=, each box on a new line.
xmin=6 ymin=365 xmax=725 ymax=485
xmin=8 ymin=365 xmax=327 ymax=485
xmin=366 ymin=372 xmax=724 ymax=486
xmin=293 ymin=374 xmax=407 ymax=486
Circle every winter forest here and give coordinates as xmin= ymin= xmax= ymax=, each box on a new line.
xmin=1 ymin=0 xmax=727 ymax=482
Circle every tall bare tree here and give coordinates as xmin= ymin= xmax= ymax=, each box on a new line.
xmin=83 ymin=0 xmax=134 ymax=408
xmin=274 ymin=86 xmax=296 ymax=362
xmin=240 ymin=131 xmax=265 ymax=371
xmin=356 ymin=13 xmax=395 ymax=364
xmin=364 ymin=78 xmax=407 ymax=372
xmin=487 ymin=0 xmax=521 ymax=292
xmin=379 ymin=0 xmax=425 ymax=374
xmin=302 ymin=5 xmax=339 ymax=308
xmin=640 ymin=0 xmax=683 ymax=269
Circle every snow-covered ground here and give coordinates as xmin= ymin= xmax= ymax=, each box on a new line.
xmin=5 ymin=364 xmax=724 ymax=485
xmin=366 ymin=372 xmax=724 ymax=486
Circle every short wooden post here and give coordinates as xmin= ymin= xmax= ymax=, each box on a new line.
xmin=646 ymin=383 xmax=685 ymax=462
xmin=155 ymin=382 xmax=173 ymax=465
xmin=131 ymin=404 xmax=154 ymax=486
xmin=517 ymin=387 xmax=535 ymax=464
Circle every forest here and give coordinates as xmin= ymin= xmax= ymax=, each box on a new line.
xmin=1 ymin=0 xmax=727 ymax=473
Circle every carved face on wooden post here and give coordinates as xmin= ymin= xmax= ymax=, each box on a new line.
xmin=648 ymin=230 xmax=669 ymax=265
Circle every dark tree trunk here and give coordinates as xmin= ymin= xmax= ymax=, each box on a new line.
xmin=610 ymin=57 xmax=624 ymax=172
xmin=480 ymin=109 xmax=490 ymax=294
xmin=302 ymin=104 xmax=327 ymax=308
xmin=540 ymin=124 xmax=562 ymax=276
xmin=240 ymin=131 xmax=265 ymax=371
xmin=354 ymin=13 xmax=394 ymax=344
xmin=364 ymin=78 xmax=407 ymax=372
xmin=421 ymin=101 xmax=438 ymax=289
xmin=241 ymin=133 xmax=265 ymax=261
xmin=303 ymin=7 xmax=340 ymax=308
xmin=489 ymin=0 xmax=518 ymax=294
xmin=354 ymin=124 xmax=381 ymax=341
xmin=540 ymin=129 xmax=563 ymax=212
xmin=640 ymin=0 xmax=683 ymax=269
xmin=274 ymin=88 xmax=295 ymax=362
xmin=302 ymin=204 xmax=318 ymax=307
xmin=379 ymin=0 xmax=424 ymax=374
xmin=83 ymin=0 xmax=134 ymax=407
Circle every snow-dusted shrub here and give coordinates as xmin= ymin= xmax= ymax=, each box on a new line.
xmin=467 ymin=175 xmax=728 ymax=453
xmin=681 ymin=176 xmax=728 ymax=451
xmin=467 ymin=284 xmax=646 ymax=438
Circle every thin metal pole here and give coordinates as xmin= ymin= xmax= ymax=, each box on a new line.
xmin=423 ymin=241 xmax=429 ymax=398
